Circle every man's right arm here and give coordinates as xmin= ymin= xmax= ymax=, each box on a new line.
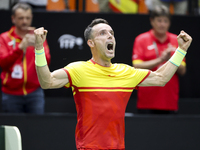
xmin=36 ymin=67 xmax=69 ymax=89
xmin=34 ymin=27 xmax=69 ymax=89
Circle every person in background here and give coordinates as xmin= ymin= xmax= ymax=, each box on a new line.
xmin=132 ymin=5 xmax=186 ymax=114
xmin=0 ymin=2 xmax=51 ymax=114
xmin=18 ymin=0 xmax=47 ymax=10
xmin=98 ymin=0 xmax=113 ymax=12
xmin=145 ymin=0 xmax=188 ymax=15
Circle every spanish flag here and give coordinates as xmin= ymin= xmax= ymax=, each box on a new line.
xmin=109 ymin=0 xmax=138 ymax=13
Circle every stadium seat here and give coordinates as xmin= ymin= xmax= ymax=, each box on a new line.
xmin=0 ymin=126 xmax=22 ymax=150
xmin=46 ymin=0 xmax=66 ymax=11
xmin=85 ymin=0 xmax=100 ymax=13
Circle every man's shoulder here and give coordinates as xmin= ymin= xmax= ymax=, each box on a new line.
xmin=66 ymin=60 xmax=90 ymax=68
xmin=1 ymin=26 xmax=16 ymax=39
xmin=67 ymin=61 xmax=86 ymax=66
xmin=113 ymin=63 xmax=132 ymax=69
xmin=0 ymin=30 xmax=9 ymax=38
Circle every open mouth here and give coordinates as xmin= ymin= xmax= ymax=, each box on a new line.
xmin=107 ymin=43 xmax=113 ymax=51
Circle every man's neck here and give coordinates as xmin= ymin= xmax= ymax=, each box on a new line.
xmin=92 ymin=57 xmax=111 ymax=67
xmin=152 ymin=30 xmax=167 ymax=43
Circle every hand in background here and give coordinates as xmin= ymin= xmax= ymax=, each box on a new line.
xmin=19 ymin=27 xmax=36 ymax=52
xmin=160 ymin=44 xmax=174 ymax=61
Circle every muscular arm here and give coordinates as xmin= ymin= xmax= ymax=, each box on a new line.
xmin=134 ymin=61 xmax=186 ymax=76
xmin=36 ymin=66 xmax=69 ymax=89
xmin=139 ymin=61 xmax=178 ymax=86
xmin=34 ymin=27 xmax=69 ymax=89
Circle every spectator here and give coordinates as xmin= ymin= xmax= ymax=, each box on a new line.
xmin=132 ymin=5 xmax=186 ymax=114
xmin=98 ymin=0 xmax=114 ymax=13
xmin=145 ymin=0 xmax=188 ymax=15
xmin=18 ymin=0 xmax=47 ymax=10
xmin=0 ymin=0 xmax=9 ymax=10
xmin=0 ymin=3 xmax=51 ymax=114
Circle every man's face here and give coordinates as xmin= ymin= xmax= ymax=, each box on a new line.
xmin=150 ymin=16 xmax=170 ymax=35
xmin=90 ymin=23 xmax=116 ymax=60
xmin=12 ymin=8 xmax=32 ymax=31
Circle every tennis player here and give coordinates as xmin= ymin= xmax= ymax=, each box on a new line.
xmin=34 ymin=18 xmax=192 ymax=150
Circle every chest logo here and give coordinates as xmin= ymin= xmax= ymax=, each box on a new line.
xmin=147 ymin=44 xmax=155 ymax=50
xmin=11 ymin=65 xmax=23 ymax=79
xmin=108 ymin=75 xmax=116 ymax=77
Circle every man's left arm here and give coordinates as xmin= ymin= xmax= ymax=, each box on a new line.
xmin=139 ymin=30 xmax=192 ymax=87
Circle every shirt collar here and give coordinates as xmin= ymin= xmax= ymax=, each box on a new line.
xmin=8 ymin=26 xmax=22 ymax=40
xmin=149 ymin=29 xmax=170 ymax=44
xmin=90 ymin=59 xmax=112 ymax=68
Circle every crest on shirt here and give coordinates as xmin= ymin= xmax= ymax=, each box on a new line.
xmin=132 ymin=54 xmax=138 ymax=59
xmin=147 ymin=44 xmax=155 ymax=50
xmin=8 ymin=39 xmax=16 ymax=49
xmin=11 ymin=64 xmax=23 ymax=79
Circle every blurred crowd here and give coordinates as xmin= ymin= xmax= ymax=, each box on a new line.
xmin=0 ymin=0 xmax=199 ymax=16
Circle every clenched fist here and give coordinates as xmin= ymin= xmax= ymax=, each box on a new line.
xmin=177 ymin=30 xmax=192 ymax=51
xmin=34 ymin=27 xmax=48 ymax=50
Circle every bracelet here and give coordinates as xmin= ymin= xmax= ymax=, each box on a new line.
xmin=35 ymin=48 xmax=47 ymax=67
xmin=169 ymin=47 xmax=186 ymax=67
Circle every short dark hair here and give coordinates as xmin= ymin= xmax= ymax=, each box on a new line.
xmin=150 ymin=5 xmax=170 ymax=20
xmin=12 ymin=3 xmax=32 ymax=16
xmin=84 ymin=18 xmax=109 ymax=42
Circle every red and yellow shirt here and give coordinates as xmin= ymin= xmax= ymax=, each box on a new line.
xmin=64 ymin=59 xmax=150 ymax=149
xmin=132 ymin=30 xmax=186 ymax=111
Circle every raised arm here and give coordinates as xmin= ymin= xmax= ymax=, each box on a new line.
xmin=34 ymin=27 xmax=69 ymax=89
xmin=139 ymin=30 xmax=192 ymax=87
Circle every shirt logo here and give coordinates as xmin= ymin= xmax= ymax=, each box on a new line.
xmin=132 ymin=54 xmax=138 ymax=59
xmin=147 ymin=44 xmax=155 ymax=50
xmin=11 ymin=64 xmax=23 ymax=79
xmin=8 ymin=39 xmax=16 ymax=49
xmin=108 ymin=75 xmax=116 ymax=77
xmin=58 ymin=34 xmax=83 ymax=50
